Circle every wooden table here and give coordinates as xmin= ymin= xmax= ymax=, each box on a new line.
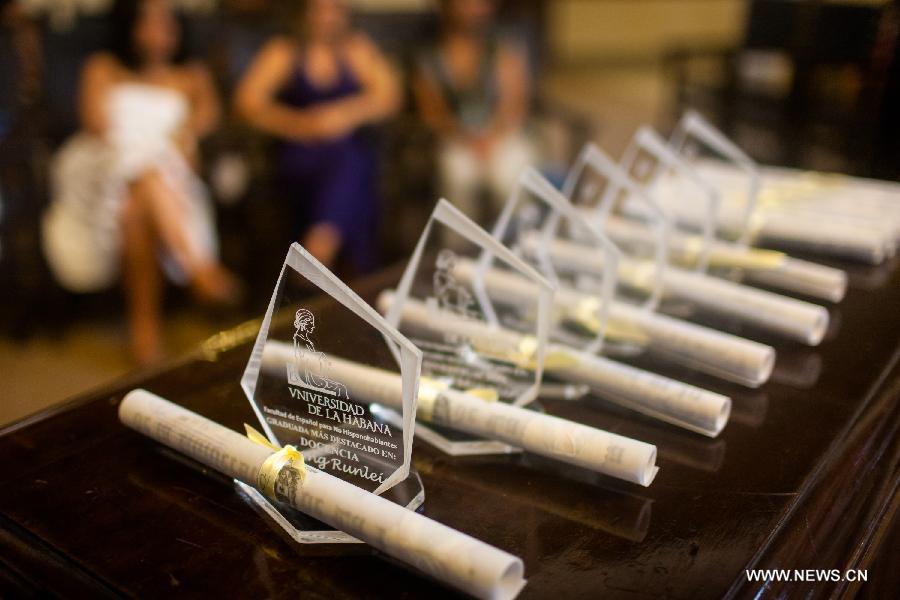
xmin=2 ymin=260 xmax=898 ymax=599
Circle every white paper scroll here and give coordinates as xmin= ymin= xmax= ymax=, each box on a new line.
xmin=377 ymin=292 xmax=731 ymax=438
xmin=740 ymin=257 xmax=847 ymax=303
xmin=697 ymin=160 xmax=900 ymax=243
xmin=260 ymin=342 xmax=660 ymax=486
xmin=453 ymin=260 xmax=776 ymax=388
xmin=651 ymin=265 xmax=829 ymax=345
xmin=751 ymin=213 xmax=893 ymax=264
xmin=546 ymin=350 xmax=730 ymax=438
xmin=668 ymin=111 xmax=896 ymax=263
xmin=595 ymin=214 xmax=847 ymax=303
xmin=643 ymin=178 xmax=894 ymax=264
xmin=749 ymin=163 xmax=900 ymax=238
xmin=119 ymin=390 xmax=526 ymax=600
xmin=526 ymin=234 xmax=830 ymax=346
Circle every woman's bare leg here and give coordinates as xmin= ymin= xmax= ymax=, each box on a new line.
xmin=130 ymin=169 xmax=240 ymax=304
xmin=303 ymin=222 xmax=342 ymax=268
xmin=121 ymin=185 xmax=164 ymax=365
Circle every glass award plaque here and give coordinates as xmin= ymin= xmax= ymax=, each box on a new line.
xmin=382 ymin=199 xmax=554 ymax=455
xmin=670 ymin=109 xmax=761 ymax=246
xmin=621 ymin=126 xmax=720 ymax=273
xmin=558 ymin=144 xmax=669 ymax=314
xmin=491 ymin=166 xmax=624 ymax=355
xmin=240 ymin=243 xmax=423 ymax=543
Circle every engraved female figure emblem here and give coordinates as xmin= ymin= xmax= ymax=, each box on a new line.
xmin=432 ymin=249 xmax=478 ymax=319
xmin=288 ymin=308 xmax=350 ymax=399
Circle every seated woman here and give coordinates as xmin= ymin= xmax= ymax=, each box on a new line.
xmin=413 ymin=0 xmax=536 ymax=222
xmin=235 ymin=0 xmax=400 ymax=274
xmin=41 ymin=0 xmax=239 ymax=364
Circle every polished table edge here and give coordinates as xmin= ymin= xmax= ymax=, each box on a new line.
xmin=0 ymin=511 xmax=122 ymax=597
xmin=728 ymin=345 xmax=900 ymax=598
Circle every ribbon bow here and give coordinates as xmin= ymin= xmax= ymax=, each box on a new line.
xmin=244 ymin=424 xmax=306 ymax=500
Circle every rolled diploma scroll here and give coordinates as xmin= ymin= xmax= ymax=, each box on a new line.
xmin=627 ymin=192 xmax=892 ymax=264
xmin=260 ymin=343 xmax=660 ymax=486
xmin=377 ymin=292 xmax=730 ymax=437
xmin=119 ymin=389 xmax=527 ymax=600
xmin=698 ymin=161 xmax=900 ymax=240
xmin=454 ymin=260 xmax=775 ymax=388
xmin=628 ymin=264 xmax=828 ymax=346
xmin=740 ymin=259 xmax=846 ymax=305
xmin=752 ymin=213 xmax=892 ymax=265
xmin=524 ymin=234 xmax=830 ymax=345
xmin=597 ymin=215 xmax=847 ymax=302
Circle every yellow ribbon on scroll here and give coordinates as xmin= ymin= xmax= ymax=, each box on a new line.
xmin=244 ymin=424 xmax=306 ymax=501
xmin=465 ymin=331 xmax=579 ymax=371
xmin=511 ymin=336 xmax=580 ymax=371
xmin=680 ymin=237 xmax=787 ymax=270
xmin=569 ymin=299 xmax=651 ymax=346
xmin=709 ymin=248 xmax=786 ymax=270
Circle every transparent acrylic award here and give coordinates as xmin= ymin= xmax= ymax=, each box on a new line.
xmin=558 ymin=144 xmax=669 ymax=314
xmin=670 ymin=109 xmax=761 ymax=246
xmin=380 ymin=199 xmax=554 ymax=455
xmin=488 ymin=166 xmax=625 ymax=354
xmin=557 ymin=142 xmax=782 ymax=385
xmin=486 ymin=169 xmax=734 ymax=437
xmin=620 ymin=126 xmax=720 ymax=273
xmin=666 ymin=113 xmax=849 ymax=301
xmin=239 ymin=243 xmax=423 ymax=543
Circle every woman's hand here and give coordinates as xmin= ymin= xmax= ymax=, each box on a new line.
xmin=237 ymin=34 xmax=400 ymax=143
xmin=301 ymin=104 xmax=357 ymax=141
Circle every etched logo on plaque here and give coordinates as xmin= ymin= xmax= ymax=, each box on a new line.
xmin=287 ymin=308 xmax=350 ymax=399
xmin=274 ymin=306 xmax=394 ymax=485
xmin=432 ymin=249 xmax=478 ymax=319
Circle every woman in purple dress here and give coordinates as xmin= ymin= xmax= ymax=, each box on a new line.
xmin=236 ymin=0 xmax=399 ymax=272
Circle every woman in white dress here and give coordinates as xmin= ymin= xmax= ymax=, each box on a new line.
xmin=42 ymin=0 xmax=239 ymax=364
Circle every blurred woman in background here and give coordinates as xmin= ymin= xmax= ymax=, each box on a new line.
xmin=235 ymin=0 xmax=399 ymax=273
xmin=41 ymin=0 xmax=239 ymax=364
xmin=413 ymin=0 xmax=535 ymax=222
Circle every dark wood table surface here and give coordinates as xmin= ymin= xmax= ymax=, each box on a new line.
xmin=2 ymin=259 xmax=899 ymax=599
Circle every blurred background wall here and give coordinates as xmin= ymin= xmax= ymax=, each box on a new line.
xmin=549 ymin=0 xmax=747 ymax=63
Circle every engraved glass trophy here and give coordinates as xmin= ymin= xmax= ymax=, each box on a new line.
xmin=492 ymin=166 xmax=627 ymax=354
xmin=619 ymin=126 xmax=719 ymax=273
xmin=491 ymin=168 xmax=735 ymax=438
xmin=556 ymin=146 xmax=669 ymax=315
xmin=240 ymin=243 xmax=423 ymax=543
xmin=558 ymin=143 xmax=779 ymax=386
xmin=669 ymin=109 xmax=761 ymax=247
xmin=380 ymin=199 xmax=554 ymax=455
